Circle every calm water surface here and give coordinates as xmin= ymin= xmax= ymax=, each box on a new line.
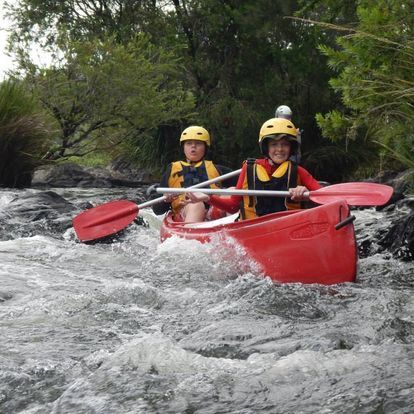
xmin=1 ymin=187 xmax=413 ymax=413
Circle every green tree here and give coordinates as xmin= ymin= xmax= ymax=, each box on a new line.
xmin=20 ymin=34 xmax=195 ymax=167
xmin=169 ymin=0 xmax=343 ymax=170
xmin=6 ymin=0 xmax=168 ymax=45
xmin=0 ymin=80 xmax=52 ymax=187
xmin=7 ymin=0 xmax=353 ymax=177
xmin=315 ymin=0 xmax=414 ymax=176
xmin=298 ymin=0 xmax=358 ymax=24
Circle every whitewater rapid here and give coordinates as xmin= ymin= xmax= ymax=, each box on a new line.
xmin=1 ymin=187 xmax=413 ymax=413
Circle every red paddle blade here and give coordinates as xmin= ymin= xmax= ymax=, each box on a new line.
xmin=309 ymin=182 xmax=394 ymax=206
xmin=72 ymin=200 xmax=138 ymax=242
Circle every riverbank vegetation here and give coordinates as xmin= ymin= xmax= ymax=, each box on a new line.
xmin=1 ymin=0 xmax=413 ymax=187
xmin=0 ymin=80 xmax=52 ymax=187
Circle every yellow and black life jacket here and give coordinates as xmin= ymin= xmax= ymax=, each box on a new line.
xmin=168 ymin=160 xmax=221 ymax=213
xmin=240 ymin=159 xmax=302 ymax=220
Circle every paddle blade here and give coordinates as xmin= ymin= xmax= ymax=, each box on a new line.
xmin=309 ymin=182 xmax=394 ymax=206
xmin=73 ymin=200 xmax=138 ymax=242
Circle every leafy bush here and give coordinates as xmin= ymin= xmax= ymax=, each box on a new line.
xmin=0 ymin=80 xmax=52 ymax=187
xmin=315 ymin=1 xmax=414 ymax=178
xmin=303 ymin=138 xmax=380 ymax=183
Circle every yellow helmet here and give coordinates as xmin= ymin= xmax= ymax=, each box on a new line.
xmin=180 ymin=126 xmax=211 ymax=146
xmin=258 ymin=118 xmax=299 ymax=155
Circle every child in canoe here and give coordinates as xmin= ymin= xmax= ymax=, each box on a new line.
xmin=187 ymin=118 xmax=321 ymax=220
xmin=151 ymin=126 xmax=233 ymax=222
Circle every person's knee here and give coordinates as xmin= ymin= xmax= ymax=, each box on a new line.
xmin=183 ymin=202 xmax=207 ymax=222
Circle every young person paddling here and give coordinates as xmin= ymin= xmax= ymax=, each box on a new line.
xmin=187 ymin=118 xmax=321 ymax=220
xmin=151 ymin=126 xmax=231 ymax=222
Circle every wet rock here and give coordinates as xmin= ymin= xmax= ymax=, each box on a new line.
xmin=357 ymin=169 xmax=414 ymax=260
xmin=109 ymin=158 xmax=155 ymax=186
xmin=32 ymin=163 xmax=112 ymax=188
xmin=0 ymin=191 xmax=77 ymax=240
xmin=377 ymin=203 xmax=414 ymax=261
xmin=370 ymin=169 xmax=413 ymax=209
xmin=7 ymin=191 xmax=76 ymax=218
xmin=32 ymin=161 xmax=156 ymax=188
xmin=387 ymin=169 xmax=414 ymax=196
xmin=357 ymin=196 xmax=414 ymax=260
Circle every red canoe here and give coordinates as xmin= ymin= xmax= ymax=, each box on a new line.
xmin=160 ymin=200 xmax=357 ymax=285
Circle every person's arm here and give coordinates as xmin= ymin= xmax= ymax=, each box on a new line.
xmin=208 ymin=164 xmax=247 ymax=213
xmin=151 ymin=164 xmax=173 ymax=215
xmin=186 ymin=163 xmax=246 ymax=213
xmin=208 ymin=194 xmax=240 ymax=214
xmin=297 ymin=166 xmax=322 ymax=190
xmin=188 ymin=191 xmax=241 ymax=214
xmin=289 ymin=166 xmax=322 ymax=200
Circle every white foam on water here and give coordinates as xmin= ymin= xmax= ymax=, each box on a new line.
xmin=105 ymin=333 xmax=244 ymax=373
xmin=156 ymin=233 xmax=263 ymax=282
xmin=0 ymin=192 xmax=16 ymax=208
xmin=2 ymin=187 xmax=414 ymax=414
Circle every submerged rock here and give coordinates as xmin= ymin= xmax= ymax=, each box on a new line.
xmin=0 ymin=191 xmax=77 ymax=240
xmin=0 ymin=291 xmax=13 ymax=302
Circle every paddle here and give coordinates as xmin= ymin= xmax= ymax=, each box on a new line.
xmin=72 ymin=168 xmax=241 ymax=242
xmin=156 ymin=182 xmax=394 ymax=207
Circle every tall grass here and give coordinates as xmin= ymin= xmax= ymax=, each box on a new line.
xmin=0 ymin=80 xmax=52 ymax=187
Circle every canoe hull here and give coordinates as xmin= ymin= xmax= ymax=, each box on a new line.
xmin=160 ymin=200 xmax=357 ymax=285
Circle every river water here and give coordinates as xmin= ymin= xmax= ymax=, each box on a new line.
xmin=1 ymin=187 xmax=414 ymax=414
